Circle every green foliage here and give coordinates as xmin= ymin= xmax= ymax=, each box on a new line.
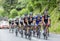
xmin=27 ymin=2 xmax=34 ymax=12
xmin=10 ymin=9 xmax=18 ymax=18
xmin=3 ymin=0 xmax=18 ymax=13
xmin=49 ymin=7 xmax=60 ymax=33
xmin=34 ymin=2 xmax=42 ymax=12
xmin=18 ymin=8 xmax=29 ymax=16
xmin=0 ymin=0 xmax=5 ymax=6
xmin=0 ymin=8 xmax=8 ymax=17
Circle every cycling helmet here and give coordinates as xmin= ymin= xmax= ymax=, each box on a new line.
xmin=24 ymin=13 xmax=28 ymax=16
xmin=37 ymin=13 xmax=41 ymax=17
xmin=29 ymin=12 xmax=33 ymax=16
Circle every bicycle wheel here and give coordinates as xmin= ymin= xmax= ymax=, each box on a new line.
xmin=44 ymin=28 xmax=48 ymax=40
xmin=20 ymin=30 xmax=23 ymax=38
xmin=15 ymin=28 xmax=18 ymax=36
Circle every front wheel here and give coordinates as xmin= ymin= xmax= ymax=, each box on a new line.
xmin=15 ymin=28 xmax=18 ymax=36
xmin=45 ymin=32 xmax=48 ymax=40
xmin=33 ymin=30 xmax=36 ymax=37
xmin=43 ymin=31 xmax=48 ymax=40
xmin=20 ymin=30 xmax=23 ymax=38
xmin=37 ymin=32 xmax=41 ymax=38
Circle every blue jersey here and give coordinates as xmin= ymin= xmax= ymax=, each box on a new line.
xmin=36 ymin=16 xmax=42 ymax=25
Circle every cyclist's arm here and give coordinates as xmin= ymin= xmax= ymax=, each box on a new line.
xmin=19 ymin=19 xmax=21 ymax=27
xmin=19 ymin=23 xmax=21 ymax=27
xmin=40 ymin=21 xmax=42 ymax=26
xmin=48 ymin=17 xmax=51 ymax=25
xmin=23 ymin=20 xmax=25 ymax=26
xmin=42 ymin=16 xmax=45 ymax=25
xmin=27 ymin=20 xmax=29 ymax=25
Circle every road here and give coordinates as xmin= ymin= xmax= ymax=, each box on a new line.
xmin=0 ymin=29 xmax=60 ymax=41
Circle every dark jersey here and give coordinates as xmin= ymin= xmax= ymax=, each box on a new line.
xmin=28 ymin=17 xmax=33 ymax=25
xmin=11 ymin=21 xmax=14 ymax=25
xmin=43 ymin=15 xmax=50 ymax=24
xmin=15 ymin=20 xmax=19 ymax=25
xmin=20 ymin=22 xmax=23 ymax=25
xmin=20 ymin=20 xmax=23 ymax=25
xmin=9 ymin=21 xmax=11 ymax=24
xmin=24 ymin=17 xmax=28 ymax=25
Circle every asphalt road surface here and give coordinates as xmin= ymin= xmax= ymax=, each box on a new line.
xmin=0 ymin=29 xmax=60 ymax=41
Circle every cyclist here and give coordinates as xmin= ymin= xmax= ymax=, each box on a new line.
xmin=36 ymin=14 xmax=42 ymax=38
xmin=23 ymin=13 xmax=33 ymax=40
xmin=28 ymin=12 xmax=34 ymax=25
xmin=23 ymin=14 xmax=28 ymax=26
xmin=42 ymin=10 xmax=50 ymax=39
xmin=28 ymin=12 xmax=34 ymax=39
xmin=15 ymin=18 xmax=19 ymax=36
xmin=32 ymin=17 xmax=37 ymax=37
xmin=36 ymin=14 xmax=42 ymax=26
xmin=23 ymin=14 xmax=29 ymax=38
xmin=11 ymin=19 xmax=15 ymax=33
xmin=9 ymin=19 xmax=12 ymax=32
xmin=19 ymin=17 xmax=24 ymax=37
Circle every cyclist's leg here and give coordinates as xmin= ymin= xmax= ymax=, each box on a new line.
xmin=28 ymin=26 xmax=32 ymax=40
xmin=24 ymin=26 xmax=27 ymax=38
xmin=15 ymin=26 xmax=19 ymax=36
xmin=20 ymin=25 xmax=23 ymax=37
xmin=37 ymin=25 xmax=41 ymax=38
xmin=43 ymin=24 xmax=48 ymax=40
xmin=43 ymin=24 xmax=46 ymax=36
xmin=11 ymin=27 xmax=13 ymax=33
xmin=47 ymin=26 xmax=49 ymax=36
xmin=33 ymin=26 xmax=36 ymax=37
xmin=47 ymin=24 xmax=50 ymax=36
xmin=9 ymin=25 xmax=11 ymax=32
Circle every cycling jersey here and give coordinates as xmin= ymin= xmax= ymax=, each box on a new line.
xmin=36 ymin=16 xmax=42 ymax=25
xmin=9 ymin=21 xmax=11 ymax=24
xmin=43 ymin=15 xmax=50 ymax=24
xmin=24 ymin=17 xmax=28 ymax=25
xmin=11 ymin=21 xmax=14 ymax=25
xmin=15 ymin=20 xmax=19 ymax=25
xmin=20 ymin=20 xmax=23 ymax=25
xmin=28 ymin=17 xmax=34 ymax=25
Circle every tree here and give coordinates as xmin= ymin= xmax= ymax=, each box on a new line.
xmin=0 ymin=8 xmax=8 ymax=17
xmin=0 ymin=0 xmax=5 ymax=6
xmin=10 ymin=9 xmax=18 ymax=18
xmin=18 ymin=8 xmax=29 ymax=16
xmin=3 ymin=0 xmax=18 ymax=14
